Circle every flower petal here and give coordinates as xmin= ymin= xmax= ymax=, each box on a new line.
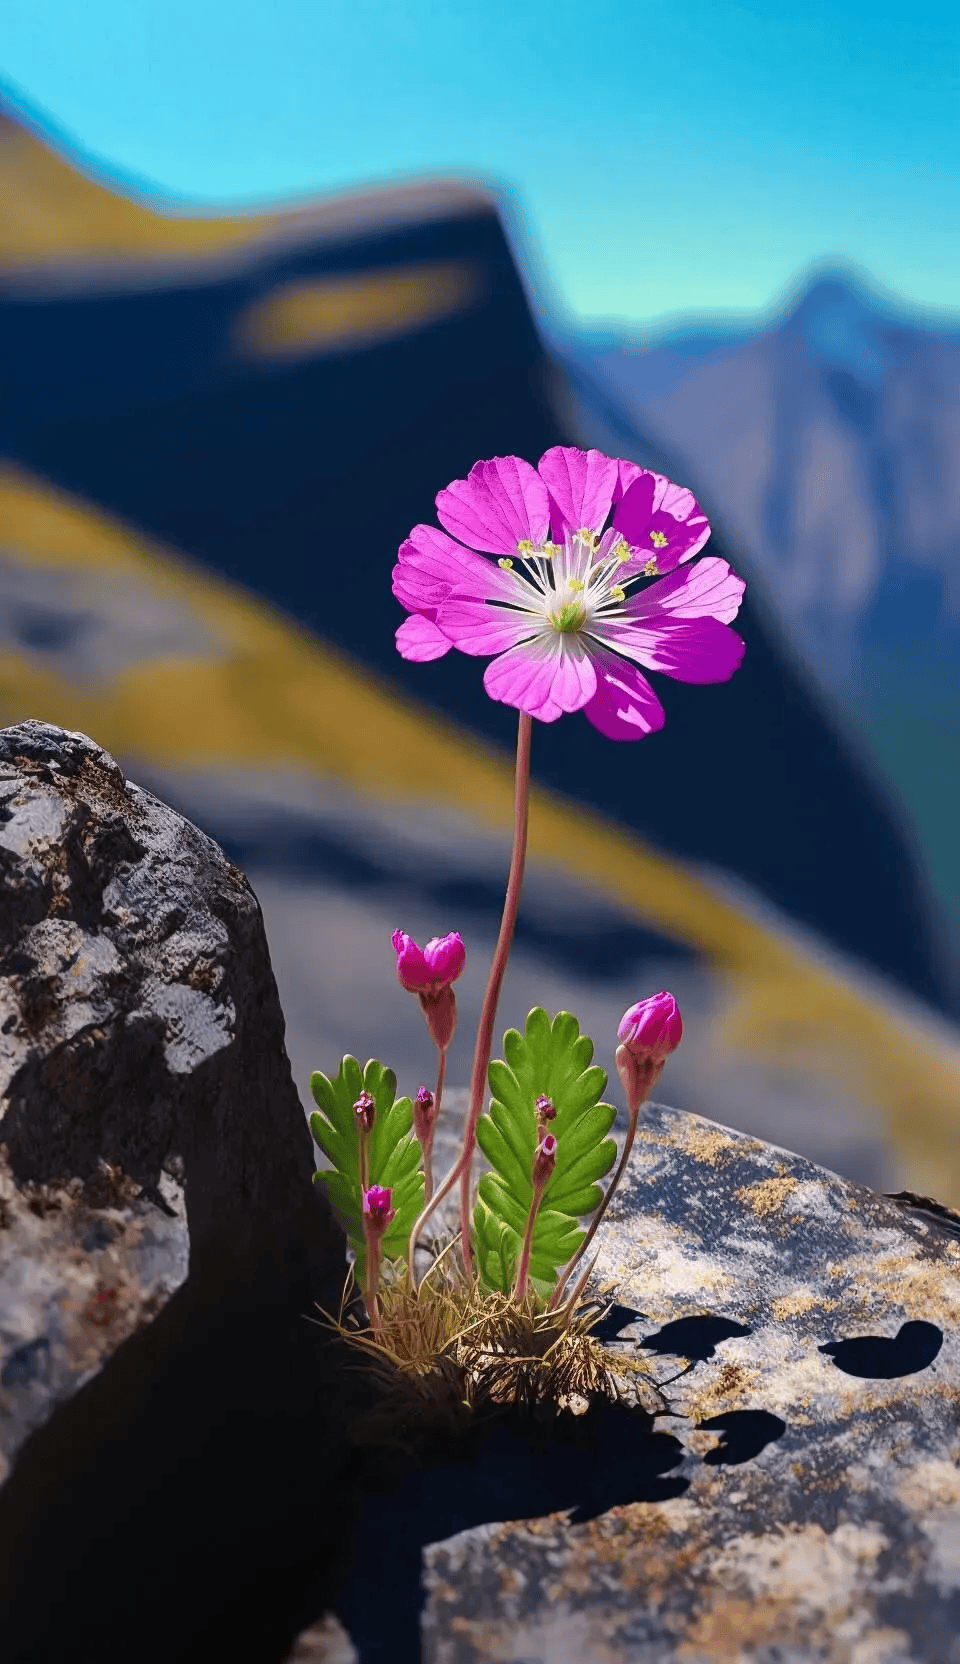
xmin=614 ymin=473 xmax=710 ymax=572
xmin=582 ymin=651 xmax=665 ymax=740
xmin=600 ymin=616 xmax=746 ymax=684
xmin=627 ymin=556 xmax=746 ymax=624
xmin=613 ymin=459 xmax=645 ymax=503
xmin=395 ymin=614 xmax=452 ymax=661
xmin=537 ymin=446 xmax=618 ymax=540
xmin=436 ymin=592 xmax=540 ymax=656
xmin=393 ymin=524 xmax=492 ymax=612
xmin=435 ymin=455 xmax=551 ymax=554
xmin=482 ymin=634 xmax=596 ymax=720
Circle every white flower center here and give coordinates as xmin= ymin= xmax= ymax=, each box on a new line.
xmin=496 ymin=525 xmax=646 ymax=642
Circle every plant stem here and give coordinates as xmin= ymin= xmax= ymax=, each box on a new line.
xmin=365 ymin=1233 xmax=382 ymax=1331
xmin=459 ymin=709 xmax=532 ymax=1276
xmin=512 ymin=1180 xmax=544 ymax=1302
xmin=547 ymin=1107 xmax=640 ymax=1311
xmin=406 ymin=710 xmax=533 ymax=1287
xmin=422 ymin=1046 xmax=446 ymax=1203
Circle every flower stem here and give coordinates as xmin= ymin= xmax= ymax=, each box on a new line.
xmin=459 ymin=709 xmax=532 ymax=1277
xmin=513 ymin=1182 xmax=544 ymax=1303
xmin=406 ymin=710 xmax=533 ymax=1287
xmin=547 ymin=1106 xmax=640 ymax=1312
xmin=365 ymin=1232 xmax=382 ymax=1331
xmin=422 ymin=1046 xmax=446 ymax=1203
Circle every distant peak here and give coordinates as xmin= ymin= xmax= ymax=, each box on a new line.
xmin=783 ymin=272 xmax=888 ymax=385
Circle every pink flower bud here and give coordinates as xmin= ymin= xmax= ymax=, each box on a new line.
xmin=353 ymin=1090 xmax=376 ymax=1131
xmin=362 ymin=1185 xmax=395 ymax=1235
xmin=616 ymin=991 xmax=682 ymax=1116
xmin=391 ymin=929 xmax=466 ymax=996
xmin=533 ymin=1133 xmax=557 ymax=1185
xmin=535 ymin=1094 xmax=556 ymax=1122
xmin=617 ymin=991 xmax=683 ymax=1061
xmin=413 ymin=1084 xmax=437 ymax=1143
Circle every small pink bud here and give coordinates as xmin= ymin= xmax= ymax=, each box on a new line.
xmin=353 ymin=1090 xmax=376 ymax=1131
xmin=413 ymin=1084 xmax=437 ymax=1143
xmin=617 ymin=991 xmax=683 ymax=1062
xmin=391 ymin=929 xmax=466 ymax=996
xmin=535 ymin=1094 xmax=556 ymax=1122
xmin=616 ymin=991 xmax=682 ymax=1116
xmin=363 ymin=1185 xmax=395 ymax=1235
xmin=533 ymin=1133 xmax=557 ymax=1185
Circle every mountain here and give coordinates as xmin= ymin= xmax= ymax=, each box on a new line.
xmin=561 ymin=274 xmax=960 ymax=925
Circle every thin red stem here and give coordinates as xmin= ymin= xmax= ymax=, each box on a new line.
xmin=406 ymin=711 xmax=533 ymax=1287
xmin=512 ymin=1175 xmax=546 ymax=1302
xmin=421 ymin=1046 xmax=446 ymax=1203
xmin=547 ymin=1108 xmax=640 ymax=1311
xmin=365 ymin=1232 xmax=382 ymax=1331
xmin=458 ymin=710 xmax=533 ymax=1276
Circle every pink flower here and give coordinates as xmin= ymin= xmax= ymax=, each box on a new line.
xmin=392 ymin=447 xmax=745 ymax=739
xmin=391 ymin=929 xmax=465 ymax=1052
xmin=391 ymin=929 xmax=466 ymax=995
xmin=616 ymin=991 xmax=682 ymax=1115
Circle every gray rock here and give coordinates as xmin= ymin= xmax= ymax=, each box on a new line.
xmin=0 ymin=722 xmax=356 ymax=1662
xmin=350 ymin=1100 xmax=960 ymax=1662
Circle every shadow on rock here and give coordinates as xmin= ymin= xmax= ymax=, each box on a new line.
xmin=697 ymin=1409 xmax=787 ymax=1466
xmin=819 ymin=1320 xmax=943 ymax=1379
xmin=0 ymin=1274 xmax=370 ymax=1664
xmin=638 ymin=1313 xmax=752 ymax=1362
xmin=588 ymin=1302 xmax=649 ymax=1343
xmin=336 ymin=1395 xmax=689 ymax=1664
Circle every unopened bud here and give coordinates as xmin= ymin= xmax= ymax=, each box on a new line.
xmin=413 ymin=1084 xmax=437 ymax=1143
xmin=363 ymin=1185 xmax=395 ymax=1236
xmin=533 ymin=1132 xmax=558 ymax=1185
xmin=353 ymin=1090 xmax=376 ymax=1131
xmin=616 ymin=992 xmax=682 ymax=1117
xmin=535 ymin=1093 xmax=556 ymax=1122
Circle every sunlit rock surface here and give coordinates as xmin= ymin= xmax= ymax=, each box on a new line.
xmin=337 ymin=1099 xmax=960 ymax=1662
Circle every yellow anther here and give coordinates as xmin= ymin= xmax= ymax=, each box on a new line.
xmin=650 ymin=529 xmax=669 ymax=548
xmin=516 ymin=539 xmax=534 ymax=554
xmin=542 ymin=541 xmax=560 ymax=559
xmin=643 ymin=557 xmax=659 ymax=577
xmin=610 ymin=585 xmax=626 ymax=603
xmin=577 ymin=527 xmax=599 ymax=549
xmin=498 ymin=557 xmax=514 ymax=570
xmin=568 ymin=577 xmax=585 ymax=592
xmin=615 ymin=539 xmax=632 ymax=563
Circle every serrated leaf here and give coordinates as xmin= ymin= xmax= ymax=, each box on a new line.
xmin=476 ymin=1114 xmax=529 ymax=1198
xmin=310 ymin=1055 xmax=424 ymax=1282
xmin=472 ymin=1007 xmax=619 ymax=1294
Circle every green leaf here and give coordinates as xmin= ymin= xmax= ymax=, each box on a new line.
xmin=310 ymin=1055 xmax=424 ymax=1282
xmin=471 ymin=1008 xmax=618 ymax=1294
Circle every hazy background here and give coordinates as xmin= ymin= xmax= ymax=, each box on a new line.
xmin=2 ymin=0 xmax=960 ymax=1199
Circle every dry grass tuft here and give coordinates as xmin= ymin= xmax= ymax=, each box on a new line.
xmin=313 ymin=1236 xmax=668 ymax=1443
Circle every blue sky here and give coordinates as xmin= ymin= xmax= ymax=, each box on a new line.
xmin=3 ymin=0 xmax=959 ymax=332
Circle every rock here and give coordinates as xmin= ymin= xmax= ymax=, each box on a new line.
xmin=0 ymin=722 xmax=358 ymax=1662
xmin=337 ymin=1099 xmax=960 ymax=1662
